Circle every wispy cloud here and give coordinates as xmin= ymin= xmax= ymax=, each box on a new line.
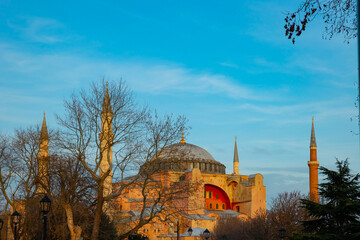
xmin=0 ymin=41 xmax=268 ymax=101
xmin=7 ymin=16 xmax=67 ymax=43
xmin=235 ymin=100 xmax=356 ymax=123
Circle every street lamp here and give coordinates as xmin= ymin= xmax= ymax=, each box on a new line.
xmin=203 ymin=229 xmax=211 ymax=240
xmin=40 ymin=195 xmax=51 ymax=240
xmin=279 ymin=227 xmax=286 ymax=239
xmin=187 ymin=227 xmax=193 ymax=236
xmin=11 ymin=211 xmax=21 ymax=240
xmin=0 ymin=218 xmax=4 ymax=240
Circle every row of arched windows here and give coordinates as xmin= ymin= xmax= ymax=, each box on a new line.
xmin=209 ymin=203 xmax=226 ymax=210
xmin=148 ymin=160 xmax=225 ymax=174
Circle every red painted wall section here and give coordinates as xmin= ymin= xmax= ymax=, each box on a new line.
xmin=204 ymin=184 xmax=231 ymax=210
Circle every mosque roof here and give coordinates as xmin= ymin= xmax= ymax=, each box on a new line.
xmin=205 ymin=209 xmax=247 ymax=218
xmin=156 ymin=142 xmax=216 ymax=162
xmin=146 ymin=140 xmax=226 ymax=174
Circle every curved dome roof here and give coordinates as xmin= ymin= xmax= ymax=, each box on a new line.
xmin=147 ymin=142 xmax=226 ymax=174
xmin=157 ymin=143 xmax=216 ymax=162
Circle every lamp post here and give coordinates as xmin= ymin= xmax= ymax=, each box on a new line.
xmin=203 ymin=229 xmax=210 ymax=240
xmin=40 ymin=195 xmax=51 ymax=240
xmin=0 ymin=218 xmax=4 ymax=240
xmin=11 ymin=211 xmax=21 ymax=240
xmin=187 ymin=227 xmax=193 ymax=236
xmin=279 ymin=227 xmax=286 ymax=239
xmin=176 ymin=221 xmax=179 ymax=240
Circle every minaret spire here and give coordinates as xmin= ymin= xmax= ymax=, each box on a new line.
xmin=102 ymin=82 xmax=112 ymax=114
xmin=308 ymin=117 xmax=319 ymax=203
xmin=233 ymin=136 xmax=239 ymax=175
xmin=37 ymin=112 xmax=49 ymax=195
xmin=40 ymin=112 xmax=49 ymax=140
xmin=310 ymin=117 xmax=317 ymax=147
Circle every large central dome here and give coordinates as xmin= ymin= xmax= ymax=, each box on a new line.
xmin=147 ymin=142 xmax=226 ymax=174
xmin=158 ymin=143 xmax=215 ymax=161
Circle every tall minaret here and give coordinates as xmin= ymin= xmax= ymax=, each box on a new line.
xmin=308 ymin=117 xmax=319 ymax=203
xmin=99 ymin=83 xmax=113 ymax=213
xmin=233 ymin=136 xmax=239 ymax=175
xmin=37 ymin=113 xmax=49 ymax=195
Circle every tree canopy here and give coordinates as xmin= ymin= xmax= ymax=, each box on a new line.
xmin=285 ymin=0 xmax=357 ymax=43
xmin=293 ymin=159 xmax=360 ymax=239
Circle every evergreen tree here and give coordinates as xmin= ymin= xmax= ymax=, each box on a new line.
xmin=293 ymin=159 xmax=360 ymax=240
xmin=98 ymin=213 xmax=118 ymax=240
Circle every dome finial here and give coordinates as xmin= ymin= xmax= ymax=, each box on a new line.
xmin=180 ymin=130 xmax=186 ymax=143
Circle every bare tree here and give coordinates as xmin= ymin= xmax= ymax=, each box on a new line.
xmin=214 ymin=211 xmax=270 ymax=240
xmin=112 ymin=111 xmax=194 ymax=239
xmin=48 ymin=154 xmax=95 ymax=240
xmin=56 ymin=80 xmax=188 ymax=240
xmin=0 ymin=126 xmax=43 ymax=239
xmin=213 ymin=191 xmax=307 ymax=240
xmin=267 ymin=191 xmax=307 ymax=239
xmin=0 ymin=126 xmax=96 ymax=240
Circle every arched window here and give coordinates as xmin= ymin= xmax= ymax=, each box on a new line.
xmin=204 ymin=184 xmax=231 ymax=210
xmin=210 ymin=203 xmax=212 ymax=209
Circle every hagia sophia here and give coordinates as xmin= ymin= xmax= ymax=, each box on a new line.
xmin=32 ymin=86 xmax=319 ymax=240
xmin=112 ymin=134 xmax=266 ymax=239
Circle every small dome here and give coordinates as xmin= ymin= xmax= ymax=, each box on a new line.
xmin=146 ymin=142 xmax=226 ymax=174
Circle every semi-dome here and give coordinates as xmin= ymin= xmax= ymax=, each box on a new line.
xmin=145 ymin=140 xmax=226 ymax=174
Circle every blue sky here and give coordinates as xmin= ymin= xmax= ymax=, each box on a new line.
xmin=0 ymin=0 xmax=358 ymax=204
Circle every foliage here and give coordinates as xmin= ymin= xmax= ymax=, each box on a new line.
xmin=128 ymin=233 xmax=148 ymax=240
xmin=285 ymin=0 xmax=357 ymax=43
xmin=98 ymin=213 xmax=118 ymax=240
xmin=293 ymin=159 xmax=360 ymax=239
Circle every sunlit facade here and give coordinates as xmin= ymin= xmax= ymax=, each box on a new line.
xmin=112 ymin=136 xmax=266 ymax=240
